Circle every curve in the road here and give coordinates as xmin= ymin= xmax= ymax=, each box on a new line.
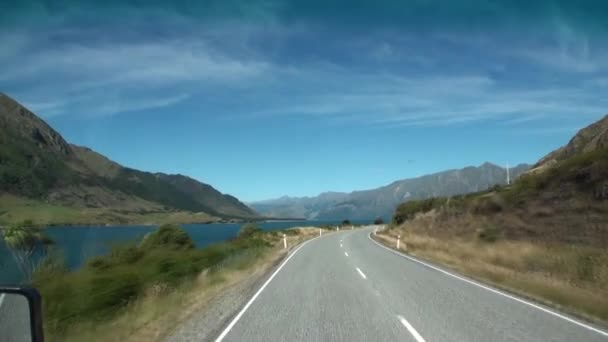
xmin=367 ymin=232 xmax=608 ymax=338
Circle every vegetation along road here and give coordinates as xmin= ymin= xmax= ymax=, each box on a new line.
xmin=211 ymin=226 xmax=608 ymax=342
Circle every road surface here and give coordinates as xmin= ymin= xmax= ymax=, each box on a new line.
xmin=215 ymin=226 xmax=608 ymax=342
xmin=0 ymin=292 xmax=32 ymax=342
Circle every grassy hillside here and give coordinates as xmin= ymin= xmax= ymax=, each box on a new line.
xmin=382 ymin=116 xmax=608 ymax=324
xmin=0 ymin=195 xmax=218 ymax=226
xmin=392 ymin=147 xmax=608 ymax=247
xmin=0 ymin=93 xmax=260 ymax=224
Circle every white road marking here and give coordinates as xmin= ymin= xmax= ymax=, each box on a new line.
xmin=397 ymin=315 xmax=427 ymax=342
xmin=215 ymin=236 xmax=320 ymax=342
xmin=340 ymin=243 xmax=343 ymax=248
xmin=356 ymin=267 xmax=367 ymax=279
xmin=0 ymin=294 xmax=5 ymax=308
xmin=368 ymin=233 xmax=608 ymax=337
xmin=345 ymin=252 xmax=349 ymax=257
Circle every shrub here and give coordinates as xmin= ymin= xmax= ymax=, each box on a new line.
xmin=374 ymin=217 xmax=384 ymax=225
xmin=238 ymin=223 xmax=261 ymax=238
xmin=84 ymin=272 xmax=143 ymax=318
xmin=109 ymin=245 xmax=145 ymax=264
xmin=140 ymin=224 xmax=194 ymax=250
xmin=282 ymin=228 xmax=298 ymax=236
xmin=477 ymin=225 xmax=503 ymax=243
xmin=393 ymin=198 xmax=448 ymax=225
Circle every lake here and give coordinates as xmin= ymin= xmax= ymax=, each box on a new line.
xmin=0 ymin=220 xmax=364 ymax=284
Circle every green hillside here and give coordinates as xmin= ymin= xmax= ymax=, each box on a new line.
xmin=0 ymin=93 xmax=260 ymax=225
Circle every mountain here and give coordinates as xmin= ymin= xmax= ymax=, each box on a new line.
xmin=249 ymin=192 xmax=348 ymax=219
xmin=393 ymin=113 xmax=608 ymax=246
xmin=251 ymin=163 xmax=530 ymax=221
xmin=531 ymin=114 xmax=608 ymax=172
xmin=0 ymin=92 xmax=259 ymax=223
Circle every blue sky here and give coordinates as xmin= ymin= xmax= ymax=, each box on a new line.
xmin=1 ymin=1 xmax=608 ymax=202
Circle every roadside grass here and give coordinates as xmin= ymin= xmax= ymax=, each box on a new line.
xmin=375 ymin=230 xmax=608 ymax=324
xmin=33 ymin=225 xmax=326 ymax=341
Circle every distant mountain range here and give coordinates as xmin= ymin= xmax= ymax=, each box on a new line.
xmin=0 ymin=93 xmax=259 ymax=222
xmin=251 ymin=163 xmax=530 ymax=221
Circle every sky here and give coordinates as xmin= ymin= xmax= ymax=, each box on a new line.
xmin=1 ymin=1 xmax=608 ymax=202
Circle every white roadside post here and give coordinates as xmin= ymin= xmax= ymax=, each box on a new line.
xmin=374 ymin=228 xmax=377 ymax=236
xmin=397 ymin=235 xmax=401 ymax=249
xmin=319 ymin=228 xmax=322 ymax=237
xmin=351 ymin=225 xmax=354 ymax=230
xmin=337 ymin=226 xmax=340 ymax=232
xmin=283 ymin=234 xmax=287 ymax=249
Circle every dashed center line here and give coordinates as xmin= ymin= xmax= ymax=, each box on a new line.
xmin=397 ymin=315 xmax=426 ymax=342
xmin=356 ymin=267 xmax=367 ymax=279
xmin=344 ymin=252 xmax=349 ymax=257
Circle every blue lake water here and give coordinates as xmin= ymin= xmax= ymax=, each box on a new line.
xmin=0 ymin=220 xmax=365 ymax=284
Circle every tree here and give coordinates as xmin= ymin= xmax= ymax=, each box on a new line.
xmin=341 ymin=219 xmax=351 ymax=226
xmin=1 ymin=220 xmax=54 ymax=282
xmin=140 ymin=224 xmax=194 ymax=250
xmin=374 ymin=217 xmax=384 ymax=225
xmin=238 ymin=223 xmax=261 ymax=239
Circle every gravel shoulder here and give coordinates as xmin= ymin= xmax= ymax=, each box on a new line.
xmin=165 ymin=229 xmax=322 ymax=342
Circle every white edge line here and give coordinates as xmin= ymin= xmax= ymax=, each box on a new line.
xmin=214 ymin=236 xmax=319 ymax=342
xmin=356 ymin=267 xmax=367 ymax=279
xmin=0 ymin=293 xmax=5 ymax=308
xmin=397 ymin=315 xmax=427 ymax=342
xmin=368 ymin=233 xmax=608 ymax=337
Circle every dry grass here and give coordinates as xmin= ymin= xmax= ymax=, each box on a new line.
xmin=376 ymin=230 xmax=608 ymax=325
xmin=53 ymin=227 xmax=324 ymax=342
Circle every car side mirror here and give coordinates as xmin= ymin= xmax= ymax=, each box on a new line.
xmin=0 ymin=287 xmax=44 ymax=342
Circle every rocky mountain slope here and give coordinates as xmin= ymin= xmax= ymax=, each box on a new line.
xmin=0 ymin=92 xmax=259 ymax=222
xmin=251 ymin=163 xmax=529 ymax=220
xmin=531 ymin=114 xmax=608 ymax=172
xmin=392 ymin=113 xmax=608 ymax=247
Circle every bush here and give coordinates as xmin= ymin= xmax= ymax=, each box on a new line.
xmin=477 ymin=225 xmax=503 ymax=243
xmin=282 ymin=228 xmax=298 ymax=236
xmin=374 ymin=217 xmax=384 ymax=225
xmin=109 ymin=245 xmax=145 ymax=264
xmin=238 ymin=223 xmax=261 ymax=238
xmin=34 ymin=224 xmax=278 ymax=337
xmin=341 ymin=219 xmax=351 ymax=226
xmin=85 ymin=272 xmax=143 ymax=318
xmin=393 ymin=198 xmax=448 ymax=225
xmin=140 ymin=224 xmax=194 ymax=250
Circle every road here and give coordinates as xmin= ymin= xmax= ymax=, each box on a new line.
xmin=215 ymin=226 xmax=608 ymax=342
xmin=0 ymin=292 xmax=32 ymax=342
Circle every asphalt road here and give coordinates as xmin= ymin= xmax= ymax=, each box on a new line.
xmin=0 ymin=292 xmax=32 ymax=342
xmin=215 ymin=226 xmax=608 ymax=342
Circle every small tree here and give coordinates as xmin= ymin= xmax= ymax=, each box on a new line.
xmin=374 ymin=217 xmax=384 ymax=225
xmin=140 ymin=224 xmax=194 ymax=250
xmin=238 ymin=223 xmax=261 ymax=239
xmin=1 ymin=220 xmax=54 ymax=282
xmin=341 ymin=219 xmax=351 ymax=226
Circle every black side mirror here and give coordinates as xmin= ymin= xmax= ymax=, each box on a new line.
xmin=0 ymin=287 xmax=44 ymax=342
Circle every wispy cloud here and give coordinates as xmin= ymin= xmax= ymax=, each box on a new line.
xmin=1 ymin=4 xmax=607 ymax=128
